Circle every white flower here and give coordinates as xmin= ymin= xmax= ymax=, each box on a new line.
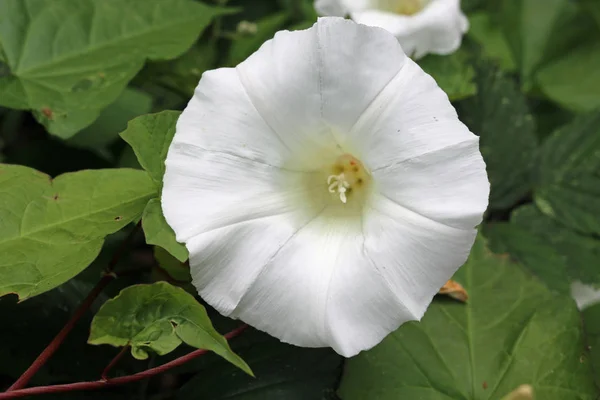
xmin=162 ymin=17 xmax=489 ymax=357
xmin=571 ymin=281 xmax=600 ymax=311
xmin=315 ymin=0 xmax=469 ymax=59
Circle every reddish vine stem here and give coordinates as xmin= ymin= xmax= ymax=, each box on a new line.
xmin=6 ymin=223 xmax=142 ymax=392
xmin=0 ymin=325 xmax=248 ymax=399
xmin=101 ymin=346 xmax=130 ymax=381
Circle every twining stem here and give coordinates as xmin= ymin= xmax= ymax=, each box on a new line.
xmin=0 ymin=325 xmax=248 ymax=399
xmin=6 ymin=223 xmax=142 ymax=392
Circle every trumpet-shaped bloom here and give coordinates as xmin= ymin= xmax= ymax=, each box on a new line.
xmin=315 ymin=0 xmax=469 ymax=59
xmin=162 ymin=17 xmax=489 ymax=357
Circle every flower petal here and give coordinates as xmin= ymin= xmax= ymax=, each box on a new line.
xmin=352 ymin=0 xmax=468 ymax=59
xmin=237 ymin=17 xmax=406 ymax=145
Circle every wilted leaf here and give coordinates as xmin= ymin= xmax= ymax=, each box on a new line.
xmin=418 ymin=48 xmax=476 ymax=101
xmin=458 ymin=63 xmax=537 ymax=209
xmin=535 ymin=111 xmax=600 ymax=236
xmin=438 ymin=280 xmax=469 ymax=302
xmin=0 ymin=0 xmax=231 ymax=137
xmin=120 ymin=111 xmax=180 ymax=185
xmin=0 ymin=165 xmax=156 ymax=300
xmin=143 ymin=199 xmax=188 ymax=262
xmin=339 ymin=235 xmax=597 ymax=400
xmin=88 ymin=281 xmax=252 ymax=375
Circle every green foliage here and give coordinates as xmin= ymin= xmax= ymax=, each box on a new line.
xmin=535 ymin=111 xmax=600 ymax=236
xmin=458 ymin=62 xmax=537 ymax=210
xmin=582 ymin=303 xmax=600 ymax=388
xmin=339 ymin=235 xmax=597 ymax=399
xmin=467 ymin=12 xmax=516 ymax=72
xmin=418 ymin=48 xmax=476 ymax=101
xmin=0 ymin=164 xmax=155 ymax=300
xmin=88 ymin=281 xmax=252 ymax=375
xmin=143 ymin=199 xmax=188 ymax=262
xmin=0 ymin=0 xmax=231 ymax=137
xmin=177 ymin=328 xmax=342 ymax=399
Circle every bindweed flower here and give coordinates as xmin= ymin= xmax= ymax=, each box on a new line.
xmin=162 ymin=17 xmax=489 ymax=357
xmin=314 ymin=0 xmax=469 ymax=59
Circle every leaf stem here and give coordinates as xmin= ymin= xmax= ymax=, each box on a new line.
xmin=6 ymin=223 xmax=141 ymax=391
xmin=101 ymin=346 xmax=130 ymax=381
xmin=0 ymin=324 xmax=248 ymax=399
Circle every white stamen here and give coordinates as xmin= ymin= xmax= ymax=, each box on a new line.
xmin=326 ymin=173 xmax=350 ymax=203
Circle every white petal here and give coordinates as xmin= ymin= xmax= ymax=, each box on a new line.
xmin=315 ymin=0 xmax=373 ymax=16
xmin=237 ymin=17 xmax=406 ymax=148
xmin=352 ymin=0 xmax=468 ymax=59
xmin=571 ymin=281 xmax=600 ymax=310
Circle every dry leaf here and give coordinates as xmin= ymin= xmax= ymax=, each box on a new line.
xmin=438 ymin=280 xmax=469 ymax=302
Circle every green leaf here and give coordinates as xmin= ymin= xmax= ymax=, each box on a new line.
xmin=143 ymin=199 xmax=188 ymax=262
xmin=141 ymin=41 xmax=217 ymax=98
xmin=0 ymin=165 xmax=156 ymax=300
xmin=499 ymin=0 xmax=596 ymax=89
xmin=535 ymin=111 xmax=600 ymax=236
xmin=68 ymin=88 xmax=153 ymax=159
xmin=177 ymin=328 xmax=341 ymax=400
xmin=418 ymin=48 xmax=476 ymax=101
xmin=484 ymin=222 xmax=570 ymax=294
xmin=227 ymin=12 xmax=290 ymax=66
xmin=512 ymin=205 xmax=600 ymax=286
xmin=458 ymin=63 xmax=537 ymax=209
xmin=120 ymin=111 xmax=180 ymax=186
xmin=467 ymin=12 xmax=516 ymax=71
xmin=582 ymin=303 xmax=600 ymax=388
xmin=536 ymin=41 xmax=600 ymax=112
xmin=88 ymin=281 xmax=252 ymax=375
xmin=339 ymin=235 xmax=597 ymax=400
xmin=0 ymin=0 xmax=231 ymax=137
xmin=154 ymin=246 xmax=191 ymax=283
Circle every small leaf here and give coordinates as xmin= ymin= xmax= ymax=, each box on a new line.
xmin=120 ymin=111 xmax=180 ymax=185
xmin=154 ymin=246 xmax=191 ymax=283
xmin=458 ymin=62 xmax=537 ymax=209
xmin=0 ymin=165 xmax=156 ymax=300
xmin=418 ymin=48 xmax=476 ymax=101
xmin=438 ymin=279 xmax=469 ymax=302
xmin=339 ymin=235 xmax=597 ymax=399
xmin=0 ymin=0 xmax=232 ymax=137
xmin=143 ymin=199 xmax=188 ymax=262
xmin=227 ymin=12 xmax=290 ymax=66
xmin=535 ymin=111 xmax=600 ymax=236
xmin=88 ymin=282 xmax=252 ymax=375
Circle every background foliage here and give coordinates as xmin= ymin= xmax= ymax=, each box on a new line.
xmin=1 ymin=0 xmax=599 ymax=398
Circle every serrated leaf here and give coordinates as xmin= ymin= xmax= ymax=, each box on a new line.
xmin=88 ymin=281 xmax=252 ymax=375
xmin=68 ymin=88 xmax=153 ymax=159
xmin=0 ymin=0 xmax=231 ymax=137
xmin=339 ymin=235 xmax=597 ymax=400
xmin=227 ymin=12 xmax=290 ymax=66
xmin=458 ymin=63 xmax=537 ymax=209
xmin=536 ymin=41 xmax=600 ymax=112
xmin=143 ymin=199 xmax=187 ymax=262
xmin=467 ymin=12 xmax=516 ymax=71
xmin=535 ymin=111 xmax=600 ymax=236
xmin=418 ymin=48 xmax=476 ymax=101
xmin=120 ymin=111 xmax=180 ymax=185
xmin=177 ymin=328 xmax=341 ymax=400
xmin=0 ymin=165 xmax=156 ymax=300
xmin=499 ymin=0 xmax=596 ymax=89
xmin=512 ymin=205 xmax=600 ymax=286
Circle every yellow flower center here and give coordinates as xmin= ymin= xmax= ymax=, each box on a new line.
xmin=376 ymin=0 xmax=430 ymax=15
xmin=326 ymin=154 xmax=370 ymax=204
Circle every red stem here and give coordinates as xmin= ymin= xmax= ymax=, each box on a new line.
xmin=0 ymin=324 xmax=248 ymax=399
xmin=101 ymin=346 xmax=130 ymax=381
xmin=6 ymin=223 xmax=141 ymax=391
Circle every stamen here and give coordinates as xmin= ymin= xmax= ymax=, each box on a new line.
xmin=326 ymin=173 xmax=350 ymax=203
